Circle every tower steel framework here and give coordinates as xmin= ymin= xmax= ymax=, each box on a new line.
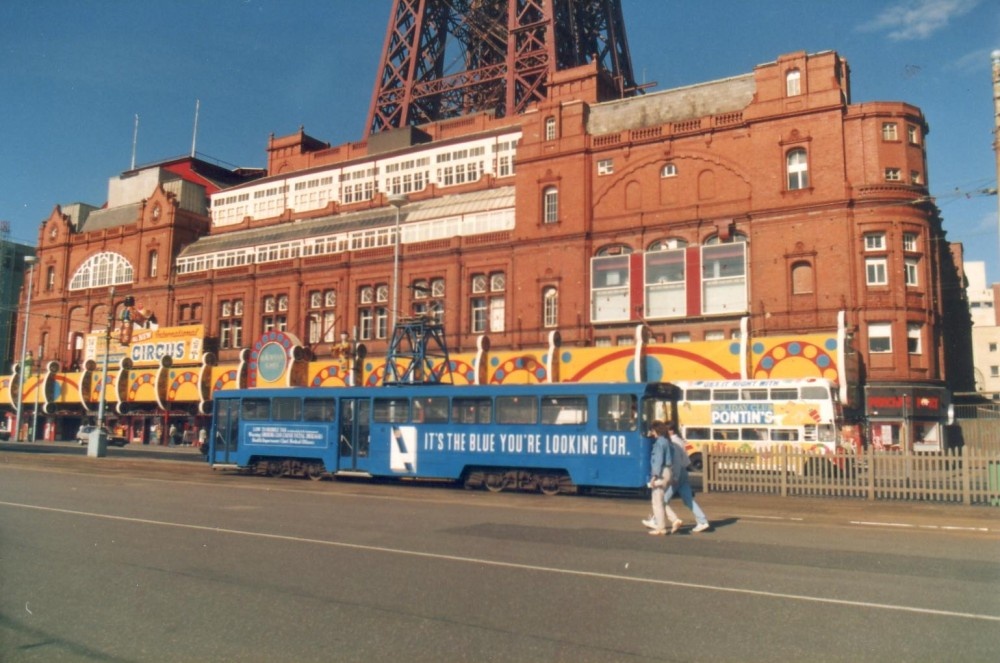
xmin=366 ymin=0 xmax=640 ymax=134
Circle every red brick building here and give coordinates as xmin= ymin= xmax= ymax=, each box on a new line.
xmin=6 ymin=50 xmax=971 ymax=440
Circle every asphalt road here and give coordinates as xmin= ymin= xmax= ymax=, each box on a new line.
xmin=0 ymin=445 xmax=998 ymax=662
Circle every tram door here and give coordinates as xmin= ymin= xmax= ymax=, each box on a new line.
xmin=338 ymin=398 xmax=371 ymax=472
xmin=212 ymin=399 xmax=240 ymax=464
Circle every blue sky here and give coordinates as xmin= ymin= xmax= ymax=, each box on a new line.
xmin=2 ymin=1 xmax=998 ymax=282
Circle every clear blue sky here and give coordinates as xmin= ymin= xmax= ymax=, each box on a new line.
xmin=2 ymin=1 xmax=997 ymax=282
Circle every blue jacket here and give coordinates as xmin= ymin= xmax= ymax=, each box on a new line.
xmin=650 ymin=435 xmax=671 ymax=479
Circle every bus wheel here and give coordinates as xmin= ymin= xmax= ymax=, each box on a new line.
xmin=538 ymin=474 xmax=562 ymax=496
xmin=690 ymin=453 xmax=704 ymax=472
xmin=484 ymin=472 xmax=508 ymax=493
xmin=306 ymin=463 xmax=326 ymax=481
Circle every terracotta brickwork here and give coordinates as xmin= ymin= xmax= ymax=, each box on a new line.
xmin=11 ymin=50 xmax=973 ymax=401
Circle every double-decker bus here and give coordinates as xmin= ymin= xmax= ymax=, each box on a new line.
xmin=208 ymin=381 xmax=680 ymax=494
xmin=674 ymin=378 xmax=855 ymax=471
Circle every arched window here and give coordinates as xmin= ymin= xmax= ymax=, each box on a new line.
xmin=648 ymin=238 xmax=687 ymax=252
xmin=69 ymin=252 xmax=134 ymax=291
xmin=591 ymin=245 xmax=633 ymax=323
xmin=791 ymin=261 xmax=814 ymax=294
xmin=701 ymin=233 xmax=748 ymax=315
xmin=786 ymin=69 xmax=801 ymax=96
xmin=542 ymin=287 xmax=559 ymax=328
xmin=545 ymin=116 xmax=557 ymax=141
xmin=543 ymin=186 xmax=559 ymax=223
xmin=786 ymin=148 xmax=809 ymax=190
xmin=148 ymin=250 xmax=158 ymax=278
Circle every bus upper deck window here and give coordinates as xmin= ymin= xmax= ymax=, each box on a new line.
xmin=770 ymin=388 xmax=798 ymax=400
xmin=714 ymin=389 xmax=738 ymax=401
xmin=685 ymin=389 xmax=711 ymax=401
xmin=800 ymin=386 xmax=829 ymax=400
xmin=742 ymin=389 xmax=768 ymax=401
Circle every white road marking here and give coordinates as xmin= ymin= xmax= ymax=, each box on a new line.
xmin=850 ymin=520 xmax=991 ymax=533
xmin=2 ymin=499 xmax=998 ymax=623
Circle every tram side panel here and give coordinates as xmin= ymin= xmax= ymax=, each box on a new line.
xmin=365 ymin=421 xmax=651 ymax=489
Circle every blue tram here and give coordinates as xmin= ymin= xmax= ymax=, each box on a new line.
xmin=208 ymin=382 xmax=680 ymax=494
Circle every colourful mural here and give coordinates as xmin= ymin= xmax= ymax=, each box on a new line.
xmin=4 ymin=324 xmax=846 ymax=415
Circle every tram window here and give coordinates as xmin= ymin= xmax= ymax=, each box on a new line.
xmin=542 ymin=396 xmax=588 ymax=425
xmin=771 ymin=429 xmax=799 ymax=441
xmin=272 ymin=397 xmax=302 ymax=422
xmin=497 ymin=396 xmax=539 ymax=424
xmin=684 ymin=388 xmax=711 ymax=401
xmin=374 ymin=398 xmax=410 ymax=423
xmin=598 ymin=394 xmax=637 ymax=431
xmin=714 ymin=389 xmax=739 ymax=401
xmin=800 ymin=385 xmax=829 ymax=400
xmin=304 ymin=398 xmax=336 ymax=422
xmin=770 ymin=388 xmax=798 ymax=400
xmin=742 ymin=388 xmax=768 ymax=401
xmin=242 ymin=398 xmax=270 ymax=420
xmin=453 ymin=397 xmax=492 ymax=424
xmin=413 ymin=396 xmax=449 ymax=423
xmin=741 ymin=428 xmax=768 ymax=441
xmin=685 ymin=427 xmax=710 ymax=440
xmin=712 ymin=428 xmax=739 ymax=440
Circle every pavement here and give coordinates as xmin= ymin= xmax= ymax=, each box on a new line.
xmin=1 ymin=438 xmax=998 ymax=534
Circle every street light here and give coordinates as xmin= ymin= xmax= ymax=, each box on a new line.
xmin=388 ymin=193 xmax=409 ymax=335
xmin=13 ymin=255 xmax=37 ymax=442
xmin=91 ymin=288 xmax=131 ymax=458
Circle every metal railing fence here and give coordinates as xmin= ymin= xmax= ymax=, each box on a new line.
xmin=703 ymin=446 xmax=1000 ymax=506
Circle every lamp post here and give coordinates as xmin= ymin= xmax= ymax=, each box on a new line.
xmin=91 ymin=288 xmax=130 ymax=458
xmin=13 ymin=255 xmax=37 ymax=442
xmin=388 ymin=193 xmax=409 ymax=334
xmin=31 ymin=343 xmax=41 ymax=442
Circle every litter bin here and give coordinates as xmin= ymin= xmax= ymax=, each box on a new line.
xmin=87 ymin=428 xmax=108 ymax=458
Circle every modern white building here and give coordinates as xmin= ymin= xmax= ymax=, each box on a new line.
xmin=966 ymin=261 xmax=1000 ymax=397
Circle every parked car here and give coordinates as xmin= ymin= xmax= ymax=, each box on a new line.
xmin=76 ymin=425 xmax=128 ymax=447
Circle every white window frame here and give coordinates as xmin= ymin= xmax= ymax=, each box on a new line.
xmin=905 ymin=258 xmax=919 ymax=287
xmin=543 ymin=287 xmax=558 ymax=328
xmin=545 ymin=117 xmax=556 ymax=141
xmin=597 ymin=159 xmax=614 ymax=176
xmin=660 ymin=163 xmax=677 ymax=178
xmin=907 ymin=323 xmax=922 ymax=354
xmin=543 ymin=187 xmax=559 ymax=223
xmin=869 ymin=322 xmax=892 ymax=353
xmin=882 ymin=122 xmax=898 ymax=141
xmin=865 ymin=233 xmax=886 ymax=251
xmin=590 ymin=254 xmax=631 ymax=323
xmin=866 ymin=258 xmax=888 ymax=286
xmin=785 ymin=69 xmax=801 ymax=96
xmin=786 ymin=148 xmax=809 ymax=190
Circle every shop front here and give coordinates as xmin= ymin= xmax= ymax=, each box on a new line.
xmin=865 ymin=384 xmax=952 ymax=452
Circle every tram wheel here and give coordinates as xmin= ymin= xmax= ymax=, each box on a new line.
xmin=538 ymin=474 xmax=561 ymax=496
xmin=484 ymin=472 xmax=508 ymax=493
xmin=306 ymin=463 xmax=326 ymax=481
xmin=266 ymin=461 xmax=285 ymax=478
